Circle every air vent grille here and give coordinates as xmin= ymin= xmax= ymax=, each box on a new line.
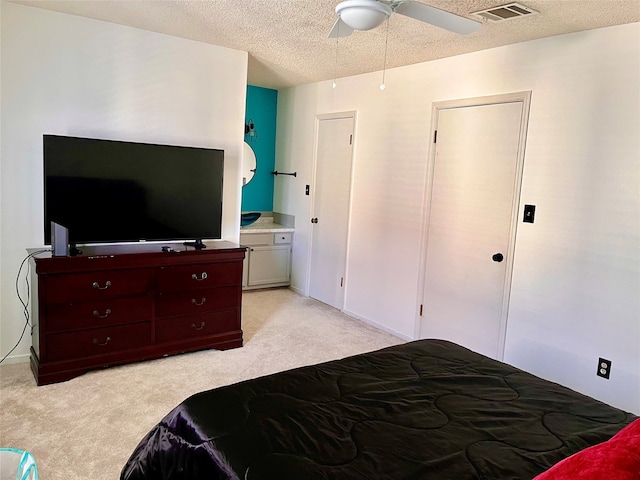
xmin=472 ymin=3 xmax=539 ymax=22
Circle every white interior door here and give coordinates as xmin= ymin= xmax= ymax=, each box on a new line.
xmin=420 ymin=93 xmax=530 ymax=359
xmin=308 ymin=114 xmax=355 ymax=309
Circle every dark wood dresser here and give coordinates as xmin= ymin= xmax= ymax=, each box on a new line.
xmin=29 ymin=242 xmax=245 ymax=385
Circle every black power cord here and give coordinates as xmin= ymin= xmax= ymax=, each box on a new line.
xmin=0 ymin=249 xmax=50 ymax=365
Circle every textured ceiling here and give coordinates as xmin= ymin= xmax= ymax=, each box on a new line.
xmin=10 ymin=0 xmax=640 ymax=89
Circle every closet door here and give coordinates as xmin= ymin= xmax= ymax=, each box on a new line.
xmin=308 ymin=113 xmax=355 ymax=309
xmin=420 ymin=93 xmax=530 ymax=360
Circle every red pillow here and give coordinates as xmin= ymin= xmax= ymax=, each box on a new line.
xmin=534 ymin=418 xmax=640 ymax=480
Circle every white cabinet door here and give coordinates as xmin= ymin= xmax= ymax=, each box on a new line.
xmin=242 ymin=252 xmax=249 ymax=287
xmin=247 ymin=245 xmax=291 ymax=286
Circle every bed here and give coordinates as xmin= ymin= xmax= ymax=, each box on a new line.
xmin=120 ymin=339 xmax=637 ymax=480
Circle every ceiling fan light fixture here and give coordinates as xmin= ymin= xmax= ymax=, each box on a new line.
xmin=336 ymin=0 xmax=392 ymax=31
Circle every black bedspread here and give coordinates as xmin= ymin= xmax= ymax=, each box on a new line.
xmin=121 ymin=340 xmax=636 ymax=480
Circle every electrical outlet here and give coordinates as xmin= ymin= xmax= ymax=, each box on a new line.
xmin=597 ymin=358 xmax=611 ymax=379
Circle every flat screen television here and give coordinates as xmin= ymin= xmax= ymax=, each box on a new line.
xmin=43 ymin=134 xmax=224 ymax=247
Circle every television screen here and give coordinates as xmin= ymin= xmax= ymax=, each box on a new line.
xmin=44 ymin=135 xmax=224 ymax=245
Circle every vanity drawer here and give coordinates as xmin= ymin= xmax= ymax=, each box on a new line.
xmin=156 ymin=286 xmax=238 ymax=318
xmin=155 ymin=310 xmax=239 ymax=343
xmin=45 ymin=269 xmax=154 ymax=304
xmin=240 ymin=233 xmax=273 ymax=246
xmin=274 ymin=233 xmax=292 ymax=244
xmin=46 ymin=296 xmax=153 ymax=333
xmin=157 ymin=263 xmax=240 ymax=293
xmin=47 ymin=322 xmax=151 ymax=362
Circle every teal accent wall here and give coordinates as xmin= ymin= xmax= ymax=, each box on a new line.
xmin=241 ymin=85 xmax=277 ymax=212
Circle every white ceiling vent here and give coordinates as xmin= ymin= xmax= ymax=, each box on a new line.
xmin=472 ymin=3 xmax=539 ymax=22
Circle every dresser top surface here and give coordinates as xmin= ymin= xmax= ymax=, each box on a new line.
xmin=29 ymin=241 xmax=245 ymax=274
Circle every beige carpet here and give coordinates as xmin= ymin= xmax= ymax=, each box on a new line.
xmin=0 ymin=288 xmax=402 ymax=480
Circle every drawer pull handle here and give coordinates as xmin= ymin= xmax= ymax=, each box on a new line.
xmin=191 ymin=322 xmax=206 ymax=331
xmin=93 ymin=336 xmax=111 ymax=346
xmin=92 ymin=309 xmax=112 ymax=319
xmin=191 ymin=298 xmax=206 ymax=306
xmin=92 ymin=280 xmax=112 ymax=290
xmin=191 ymin=272 xmax=208 ymax=281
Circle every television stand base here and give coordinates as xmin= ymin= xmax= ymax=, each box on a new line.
xmin=183 ymin=239 xmax=207 ymax=249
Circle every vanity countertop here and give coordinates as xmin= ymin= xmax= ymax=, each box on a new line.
xmin=240 ymin=222 xmax=294 ymax=234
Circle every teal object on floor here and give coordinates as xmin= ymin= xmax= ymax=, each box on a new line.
xmin=0 ymin=448 xmax=38 ymax=480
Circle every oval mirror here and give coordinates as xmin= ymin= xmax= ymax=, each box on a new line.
xmin=242 ymin=142 xmax=257 ymax=186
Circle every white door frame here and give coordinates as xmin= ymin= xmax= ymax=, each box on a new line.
xmin=305 ymin=110 xmax=357 ymax=309
xmin=415 ymin=91 xmax=531 ymax=360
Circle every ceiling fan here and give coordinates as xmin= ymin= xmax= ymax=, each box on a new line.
xmin=328 ymin=0 xmax=482 ymax=37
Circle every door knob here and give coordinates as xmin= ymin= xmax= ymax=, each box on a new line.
xmin=492 ymin=253 xmax=504 ymax=262
xmin=311 ymin=218 xmax=318 ymax=224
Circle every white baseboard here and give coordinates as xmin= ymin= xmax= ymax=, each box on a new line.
xmin=289 ymin=285 xmax=306 ymax=296
xmin=342 ymin=309 xmax=413 ymax=341
xmin=1 ymin=353 xmax=30 ymax=365
xmin=290 ymin=289 xmax=412 ymax=342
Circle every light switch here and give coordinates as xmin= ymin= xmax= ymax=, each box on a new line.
xmin=523 ymin=204 xmax=536 ymax=223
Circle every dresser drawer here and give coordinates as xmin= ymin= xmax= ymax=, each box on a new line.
xmin=45 ymin=269 xmax=154 ymax=304
xmin=47 ymin=323 xmax=151 ymax=362
xmin=46 ymin=296 xmax=153 ymax=333
xmin=156 ymin=286 xmax=238 ymax=318
xmin=155 ymin=310 xmax=239 ymax=343
xmin=157 ymin=263 xmax=240 ymax=293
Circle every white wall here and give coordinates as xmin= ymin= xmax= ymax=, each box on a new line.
xmin=0 ymin=3 xmax=247 ymax=363
xmin=275 ymin=23 xmax=640 ymax=414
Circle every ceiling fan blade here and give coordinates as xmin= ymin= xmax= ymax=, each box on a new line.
xmin=394 ymin=1 xmax=481 ymax=35
xmin=328 ymin=17 xmax=354 ymax=38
